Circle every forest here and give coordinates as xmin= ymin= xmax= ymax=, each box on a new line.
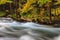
xmin=0 ymin=0 xmax=60 ymax=25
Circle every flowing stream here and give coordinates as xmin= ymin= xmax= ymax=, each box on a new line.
xmin=0 ymin=18 xmax=60 ymax=40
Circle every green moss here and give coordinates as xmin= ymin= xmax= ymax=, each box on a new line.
xmin=0 ymin=11 xmax=6 ymax=16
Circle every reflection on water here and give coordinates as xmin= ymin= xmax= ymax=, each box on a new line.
xmin=0 ymin=18 xmax=59 ymax=40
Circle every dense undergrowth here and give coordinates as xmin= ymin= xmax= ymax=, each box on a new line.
xmin=0 ymin=0 xmax=60 ymax=24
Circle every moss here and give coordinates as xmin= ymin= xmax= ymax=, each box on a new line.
xmin=0 ymin=11 xmax=6 ymax=16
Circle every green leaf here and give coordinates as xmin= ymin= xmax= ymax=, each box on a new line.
xmin=0 ymin=0 xmax=13 ymax=4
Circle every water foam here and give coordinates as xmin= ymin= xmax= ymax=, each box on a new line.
xmin=53 ymin=35 xmax=60 ymax=40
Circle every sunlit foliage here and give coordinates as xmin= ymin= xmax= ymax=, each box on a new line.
xmin=0 ymin=0 xmax=60 ymax=24
xmin=0 ymin=0 xmax=12 ymax=4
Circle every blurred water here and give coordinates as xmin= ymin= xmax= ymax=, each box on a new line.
xmin=0 ymin=18 xmax=59 ymax=40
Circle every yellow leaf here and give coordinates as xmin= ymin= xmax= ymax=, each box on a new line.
xmin=0 ymin=0 xmax=7 ymax=4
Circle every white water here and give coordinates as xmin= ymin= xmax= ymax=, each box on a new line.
xmin=0 ymin=18 xmax=59 ymax=40
xmin=0 ymin=36 xmax=59 ymax=40
xmin=19 ymin=35 xmax=36 ymax=40
xmin=53 ymin=35 xmax=60 ymax=40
